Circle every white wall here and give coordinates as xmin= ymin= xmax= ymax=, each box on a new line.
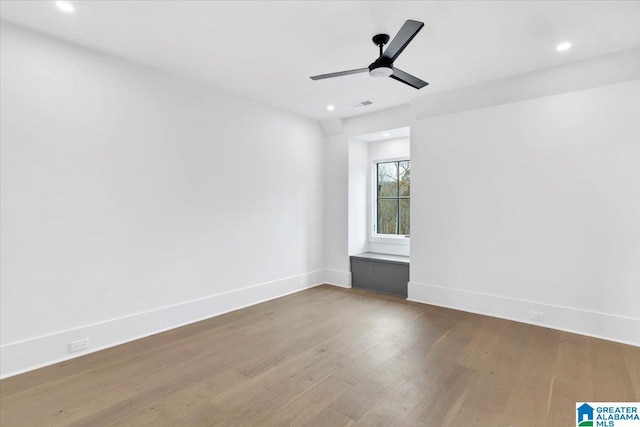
xmin=0 ymin=23 xmax=325 ymax=377
xmin=368 ymin=138 xmax=410 ymax=161
xmin=323 ymin=134 xmax=351 ymax=288
xmin=324 ymin=52 xmax=640 ymax=345
xmin=348 ymin=140 xmax=369 ymax=256
xmin=410 ymin=80 xmax=640 ymax=345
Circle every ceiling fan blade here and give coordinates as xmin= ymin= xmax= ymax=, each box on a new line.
xmin=382 ymin=20 xmax=424 ymax=62
xmin=310 ymin=68 xmax=368 ymax=80
xmin=389 ymin=68 xmax=428 ymax=89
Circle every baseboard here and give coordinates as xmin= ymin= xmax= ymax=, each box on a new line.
xmin=323 ymin=269 xmax=351 ymax=288
xmin=0 ymin=270 xmax=325 ymax=379
xmin=408 ymin=281 xmax=640 ymax=347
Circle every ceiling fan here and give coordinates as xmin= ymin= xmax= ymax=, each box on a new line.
xmin=310 ymin=20 xmax=428 ymax=89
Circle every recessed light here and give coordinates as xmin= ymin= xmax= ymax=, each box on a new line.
xmin=326 ymin=105 xmax=335 ymax=111
xmin=556 ymin=42 xmax=572 ymax=52
xmin=55 ymin=1 xmax=74 ymax=13
xmin=382 ymin=133 xmax=390 ymax=137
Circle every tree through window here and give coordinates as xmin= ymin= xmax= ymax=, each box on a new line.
xmin=376 ymin=160 xmax=410 ymax=236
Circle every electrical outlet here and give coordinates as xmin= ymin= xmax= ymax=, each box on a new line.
xmin=298 ymin=280 xmax=308 ymax=289
xmin=529 ymin=311 xmax=545 ymax=322
xmin=69 ymin=339 xmax=89 ymax=353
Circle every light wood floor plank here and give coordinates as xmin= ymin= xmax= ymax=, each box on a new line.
xmin=302 ymin=407 xmax=355 ymax=427
xmin=591 ymin=338 xmax=637 ymax=401
xmin=256 ymin=376 xmax=351 ymax=427
xmin=623 ymin=345 xmax=640 ymax=399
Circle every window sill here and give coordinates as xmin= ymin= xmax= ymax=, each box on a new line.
xmin=369 ymin=235 xmax=410 ymax=245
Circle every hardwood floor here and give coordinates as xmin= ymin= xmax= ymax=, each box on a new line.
xmin=1 ymin=285 xmax=638 ymax=426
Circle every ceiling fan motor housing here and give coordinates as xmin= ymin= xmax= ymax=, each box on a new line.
xmin=369 ymin=56 xmax=393 ymax=77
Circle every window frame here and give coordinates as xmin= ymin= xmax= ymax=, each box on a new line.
xmin=371 ymin=157 xmax=410 ymax=243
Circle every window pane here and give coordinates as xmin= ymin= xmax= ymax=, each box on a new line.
xmin=399 ymin=161 xmax=410 ymax=197
xmin=399 ymin=199 xmax=410 ymax=235
xmin=377 ymin=199 xmax=398 ymax=234
xmin=377 ymin=162 xmax=398 ymax=198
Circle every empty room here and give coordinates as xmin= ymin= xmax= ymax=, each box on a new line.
xmin=1 ymin=1 xmax=639 ymax=426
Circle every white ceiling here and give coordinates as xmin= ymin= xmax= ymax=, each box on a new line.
xmin=1 ymin=1 xmax=640 ymax=120
xmin=354 ymin=127 xmax=410 ymax=143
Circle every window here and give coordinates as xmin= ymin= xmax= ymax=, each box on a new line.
xmin=376 ymin=160 xmax=410 ymax=236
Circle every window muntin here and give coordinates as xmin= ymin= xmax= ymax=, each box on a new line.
xmin=376 ymin=160 xmax=410 ymax=236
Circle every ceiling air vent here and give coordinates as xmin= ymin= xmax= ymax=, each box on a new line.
xmin=349 ymin=100 xmax=373 ymax=108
